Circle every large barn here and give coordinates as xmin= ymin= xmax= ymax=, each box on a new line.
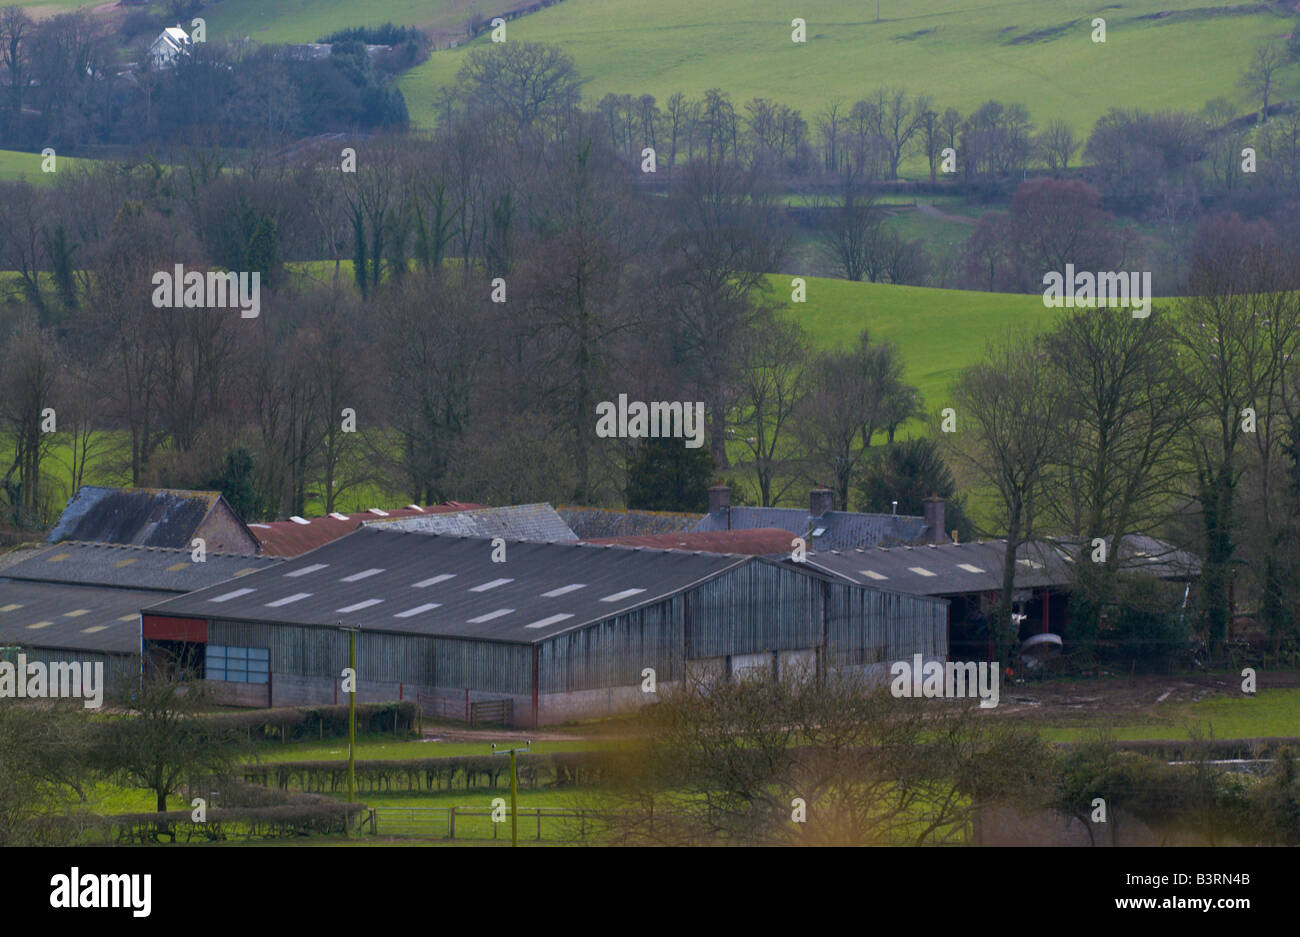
xmin=141 ymin=527 xmax=949 ymax=725
xmin=0 ymin=542 xmax=281 ymax=689
xmin=48 ymin=486 xmax=260 ymax=556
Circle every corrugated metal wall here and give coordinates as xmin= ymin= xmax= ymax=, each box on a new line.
xmin=210 ymin=620 xmax=533 ymax=695
xmin=537 ymin=596 xmax=683 ymax=694
xmin=824 ymin=583 xmax=948 ymax=666
xmin=15 ymin=648 xmax=138 ymax=689
xmin=684 ymin=562 xmax=824 ymax=659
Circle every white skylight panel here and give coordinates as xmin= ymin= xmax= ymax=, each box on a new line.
xmin=469 ymin=578 xmax=514 ymax=592
xmin=861 ymin=570 xmax=887 ymax=580
xmin=956 ymin=563 xmax=985 ymax=574
xmin=395 ymin=603 xmax=441 ymax=618
xmin=285 ymin=563 xmax=329 ymax=578
xmin=907 ymin=567 xmax=937 ymax=577
xmin=600 ymin=588 xmax=646 ymax=602
xmin=413 ymin=574 xmax=456 ymax=588
xmin=340 ymin=568 xmax=385 ymax=583
xmin=338 ymin=599 xmax=383 ymax=613
xmin=525 ymin=613 xmax=574 ymax=629
xmin=210 ymin=588 xmax=255 ymax=603
xmin=542 ymin=583 xmax=586 ymax=597
xmin=468 ymin=608 xmax=514 ymax=623
xmin=289 ymin=516 xmax=310 ymax=525
xmin=266 ymin=593 xmax=311 ymax=608
xmin=329 ymin=512 xmax=349 ymax=520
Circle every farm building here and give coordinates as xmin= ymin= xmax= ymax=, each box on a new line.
xmin=362 ymin=503 xmax=577 ymax=541
xmin=584 ymin=528 xmax=796 ymax=555
xmin=792 ymin=536 xmax=1200 ymax=661
xmin=0 ymin=542 xmax=281 ymax=688
xmin=695 ymin=485 xmax=948 ymax=549
xmin=140 ymin=527 xmax=949 ymax=725
xmin=148 ymin=27 xmax=193 ymax=68
xmin=249 ymin=502 xmax=480 ymax=557
xmin=559 ymin=506 xmax=703 ymax=539
xmin=48 ymin=486 xmax=260 ymax=556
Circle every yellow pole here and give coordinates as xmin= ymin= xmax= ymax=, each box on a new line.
xmin=348 ymin=628 xmax=356 ymax=804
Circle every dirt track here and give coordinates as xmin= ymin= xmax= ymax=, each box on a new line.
xmin=990 ymin=669 xmax=1300 ymax=720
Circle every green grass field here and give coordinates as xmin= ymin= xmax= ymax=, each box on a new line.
xmin=0 ymin=148 xmax=94 ymax=183
xmin=398 ymin=0 xmax=1300 ymax=136
xmin=766 ymin=273 xmax=1059 ymax=412
xmin=17 ymin=2 xmax=1299 ymax=158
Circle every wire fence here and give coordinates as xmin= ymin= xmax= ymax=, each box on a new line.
xmin=364 ymin=805 xmax=592 ymax=842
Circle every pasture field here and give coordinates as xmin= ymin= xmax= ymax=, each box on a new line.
xmin=398 ymin=0 xmax=1300 ymax=135
xmin=0 ymin=148 xmax=94 ymax=183
xmin=17 ymin=2 xmax=1299 ymax=146
xmin=765 ymin=273 xmax=1063 ymax=411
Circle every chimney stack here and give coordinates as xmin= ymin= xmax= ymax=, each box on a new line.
xmin=923 ymin=493 xmax=949 ymax=543
xmin=810 ymin=487 xmax=834 ymax=518
xmin=708 ymin=484 xmax=731 ymax=515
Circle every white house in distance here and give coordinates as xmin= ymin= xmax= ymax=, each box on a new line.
xmin=149 ymin=26 xmax=193 ymax=69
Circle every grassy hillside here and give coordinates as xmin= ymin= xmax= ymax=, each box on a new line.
xmin=0 ymin=148 xmax=94 ymax=183
xmin=399 ymin=0 xmax=1299 ymax=134
xmin=767 ymin=274 xmax=1058 ymax=412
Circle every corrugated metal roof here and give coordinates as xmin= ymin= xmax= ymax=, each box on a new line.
xmin=145 ymin=527 xmax=749 ymax=644
xmin=694 ymin=507 xmax=929 ymax=550
xmin=584 ymin=528 xmax=797 ymax=556
xmin=251 ymin=503 xmax=481 ymax=557
xmin=0 ymin=580 xmax=150 ymax=654
xmin=363 ymin=504 xmax=577 ymax=543
xmin=800 ymin=536 xmax=1197 ymax=596
xmin=47 ymin=486 xmax=233 ymax=549
xmin=2 ymin=541 xmax=281 ymax=593
xmin=559 ymin=506 xmax=703 ymax=539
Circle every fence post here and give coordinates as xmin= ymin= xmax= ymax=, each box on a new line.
xmin=448 ymin=806 xmax=455 ymax=840
xmin=537 ymin=808 xmax=542 ymax=841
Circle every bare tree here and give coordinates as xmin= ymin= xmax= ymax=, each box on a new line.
xmin=658 ymin=160 xmax=787 ymax=467
xmin=0 ymin=316 xmax=61 ymax=524
xmin=947 ymin=337 xmax=1070 ymax=661
xmin=1175 ymin=218 xmax=1300 ymax=655
xmin=1038 ymin=119 xmax=1080 ymax=175
xmin=588 ymin=667 xmax=1050 ymax=846
xmin=818 ymin=166 xmax=883 ymax=282
xmin=1039 ymin=307 xmax=1194 ymax=645
xmin=1240 ymin=43 xmax=1283 ymax=119
xmin=796 ymin=330 xmax=915 ymax=510
xmin=95 ymin=674 xmax=244 ymax=814
xmin=731 ymin=314 xmax=809 ymax=506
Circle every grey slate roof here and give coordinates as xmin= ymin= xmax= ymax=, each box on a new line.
xmin=362 ymin=503 xmax=577 ymax=542
xmin=559 ymin=506 xmax=703 ymax=539
xmin=47 ymin=486 xmax=234 ymax=549
xmin=2 ymin=541 xmax=280 ymax=593
xmin=0 ymin=580 xmax=150 ymax=654
xmin=145 ymin=527 xmax=749 ymax=644
xmin=694 ymin=507 xmax=929 ymax=551
xmin=799 ymin=536 xmax=1198 ymax=596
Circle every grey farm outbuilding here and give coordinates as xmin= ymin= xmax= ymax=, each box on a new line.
xmin=142 ymin=527 xmax=949 ymax=726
